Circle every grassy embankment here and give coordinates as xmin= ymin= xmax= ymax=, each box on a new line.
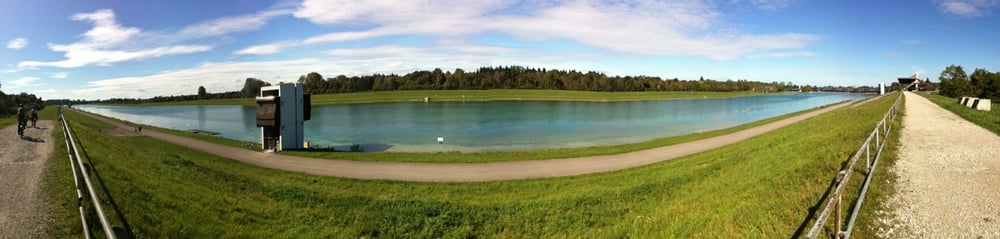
xmin=125 ymin=89 xmax=771 ymax=106
xmin=45 ymin=93 xmax=901 ymax=238
xmin=918 ymin=92 xmax=1000 ymax=135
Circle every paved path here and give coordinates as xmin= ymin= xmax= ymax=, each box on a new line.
xmin=880 ymin=92 xmax=1000 ymax=238
xmin=73 ymin=101 xmax=854 ymax=182
xmin=0 ymin=121 xmax=55 ymax=239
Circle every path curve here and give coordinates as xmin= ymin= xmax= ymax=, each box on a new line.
xmin=73 ymin=101 xmax=855 ymax=182
xmin=880 ymin=92 xmax=1000 ymax=238
xmin=0 ymin=121 xmax=55 ymax=238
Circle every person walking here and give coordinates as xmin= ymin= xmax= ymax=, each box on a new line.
xmin=29 ymin=108 xmax=38 ymax=128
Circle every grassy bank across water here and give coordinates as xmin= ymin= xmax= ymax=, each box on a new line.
xmin=46 ymin=93 xmax=900 ymax=237
xmin=116 ymin=89 xmax=773 ymax=106
xmin=917 ymin=92 xmax=1000 ymax=135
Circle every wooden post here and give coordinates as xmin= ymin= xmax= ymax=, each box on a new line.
xmin=835 ymin=193 xmax=842 ymax=238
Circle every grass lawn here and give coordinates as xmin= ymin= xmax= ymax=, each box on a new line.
xmin=917 ymin=92 xmax=1000 ymax=135
xmin=0 ymin=117 xmax=14 ymax=128
xmin=120 ymin=89 xmax=774 ymax=106
xmin=45 ymin=93 xmax=901 ymax=238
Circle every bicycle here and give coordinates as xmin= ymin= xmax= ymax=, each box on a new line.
xmin=17 ymin=121 xmax=26 ymax=138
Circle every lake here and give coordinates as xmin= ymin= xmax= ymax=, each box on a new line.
xmin=75 ymin=93 xmax=869 ymax=152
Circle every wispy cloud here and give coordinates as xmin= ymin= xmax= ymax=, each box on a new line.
xmin=237 ymin=0 xmax=819 ymax=60
xmin=176 ymin=9 xmax=291 ymax=39
xmin=17 ymin=9 xmax=212 ymax=69
xmin=737 ymin=0 xmax=795 ymax=11
xmin=938 ymin=0 xmax=999 ymax=17
xmin=747 ymin=51 xmax=817 ymax=59
xmin=6 ymin=38 xmax=28 ymax=50
xmin=50 ymin=72 xmax=68 ymax=79
xmin=17 ymin=8 xmax=291 ymax=69
xmin=11 ymin=77 xmax=39 ymax=87
xmin=902 ymin=39 xmax=926 ymax=45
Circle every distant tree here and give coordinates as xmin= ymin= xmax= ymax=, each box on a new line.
xmin=802 ymin=85 xmax=813 ymax=92
xmin=197 ymin=86 xmax=207 ymax=99
xmin=938 ymin=64 xmax=970 ymax=97
xmin=299 ymin=72 xmax=326 ymax=94
xmin=241 ymin=78 xmax=271 ymax=98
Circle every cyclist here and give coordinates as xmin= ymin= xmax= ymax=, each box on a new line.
xmin=16 ymin=104 xmax=28 ymax=138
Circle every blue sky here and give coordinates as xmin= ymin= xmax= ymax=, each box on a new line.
xmin=2 ymin=0 xmax=999 ymax=100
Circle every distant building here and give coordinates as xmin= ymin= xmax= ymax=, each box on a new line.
xmin=897 ymin=73 xmax=936 ymax=91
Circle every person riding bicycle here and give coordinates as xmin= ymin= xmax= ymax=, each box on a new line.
xmin=16 ymin=104 xmax=28 ymax=138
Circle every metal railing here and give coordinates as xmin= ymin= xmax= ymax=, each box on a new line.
xmin=804 ymin=91 xmax=903 ymax=239
xmin=60 ymin=112 xmax=118 ymax=239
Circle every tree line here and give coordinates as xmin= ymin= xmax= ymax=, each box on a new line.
xmin=0 ymin=83 xmax=46 ymax=116
xmin=937 ymin=64 xmax=1000 ymax=99
xmin=295 ymin=66 xmax=798 ymax=95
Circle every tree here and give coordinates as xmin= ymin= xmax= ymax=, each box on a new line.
xmin=198 ymin=86 xmax=207 ymax=99
xmin=970 ymin=68 xmax=990 ymax=98
xmin=241 ymin=78 xmax=271 ymax=98
xmin=299 ymin=72 xmax=326 ymax=94
xmin=938 ymin=64 xmax=970 ymax=97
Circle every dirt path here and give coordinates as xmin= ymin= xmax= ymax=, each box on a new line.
xmin=0 ymin=121 xmax=55 ymax=238
xmin=73 ymin=101 xmax=853 ymax=182
xmin=879 ymin=92 xmax=1000 ymax=238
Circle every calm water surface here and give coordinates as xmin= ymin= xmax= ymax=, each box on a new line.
xmin=76 ymin=93 xmax=868 ymax=152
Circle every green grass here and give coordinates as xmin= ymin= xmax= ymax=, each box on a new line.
xmin=918 ymin=92 xmax=1000 ymax=135
xmin=0 ymin=117 xmax=14 ymax=128
xmin=119 ymin=89 xmax=774 ymax=106
xmin=45 ymin=93 xmax=902 ymax=238
xmin=851 ymin=95 xmax=904 ymax=238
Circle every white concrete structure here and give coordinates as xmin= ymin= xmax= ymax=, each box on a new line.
xmin=973 ymin=99 xmax=992 ymax=111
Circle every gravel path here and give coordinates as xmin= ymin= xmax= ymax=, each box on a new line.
xmin=73 ymin=100 xmax=854 ymax=182
xmin=0 ymin=121 xmax=55 ymax=239
xmin=879 ymin=92 xmax=1000 ymax=238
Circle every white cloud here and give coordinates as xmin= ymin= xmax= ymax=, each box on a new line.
xmin=902 ymin=39 xmax=926 ymax=45
xmin=66 ymin=50 xmax=588 ymax=100
xmin=16 ymin=9 xmax=212 ymax=69
xmin=237 ymin=0 xmax=819 ymax=60
xmin=737 ymin=0 xmax=794 ymax=11
xmin=11 ymin=77 xmax=39 ymax=87
xmin=50 ymin=72 xmax=68 ymax=79
xmin=746 ymin=51 xmax=817 ymax=58
xmin=6 ymin=38 xmax=28 ymax=50
xmin=938 ymin=0 xmax=999 ymax=17
xmin=233 ymin=41 xmax=297 ymax=55
xmin=177 ymin=9 xmax=291 ymax=39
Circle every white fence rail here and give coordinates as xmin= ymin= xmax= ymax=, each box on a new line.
xmin=804 ymin=91 xmax=903 ymax=239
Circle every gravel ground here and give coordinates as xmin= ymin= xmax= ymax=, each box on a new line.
xmin=877 ymin=92 xmax=1000 ymax=238
xmin=0 ymin=121 xmax=55 ymax=239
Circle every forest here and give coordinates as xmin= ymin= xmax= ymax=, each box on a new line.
xmin=294 ymin=66 xmax=797 ymax=94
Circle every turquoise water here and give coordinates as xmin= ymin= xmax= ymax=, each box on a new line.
xmin=75 ymin=93 xmax=868 ymax=152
